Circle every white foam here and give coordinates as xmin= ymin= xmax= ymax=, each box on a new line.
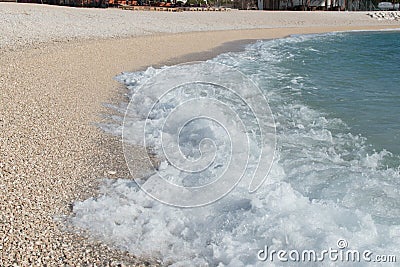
xmin=71 ymin=34 xmax=400 ymax=266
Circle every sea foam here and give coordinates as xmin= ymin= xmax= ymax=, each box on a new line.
xmin=71 ymin=33 xmax=400 ymax=266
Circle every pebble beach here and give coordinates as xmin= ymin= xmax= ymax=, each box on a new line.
xmin=1 ymin=3 xmax=400 ymax=265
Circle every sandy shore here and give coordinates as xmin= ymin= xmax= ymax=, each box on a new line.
xmin=1 ymin=3 xmax=399 ymax=266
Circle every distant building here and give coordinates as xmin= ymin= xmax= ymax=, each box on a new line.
xmin=257 ymin=0 xmax=376 ymax=10
xmin=258 ymin=0 xmax=344 ymax=10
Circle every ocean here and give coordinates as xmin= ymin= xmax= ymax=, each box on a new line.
xmin=71 ymin=31 xmax=400 ymax=266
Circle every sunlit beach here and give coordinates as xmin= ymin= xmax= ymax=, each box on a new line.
xmin=1 ymin=2 xmax=400 ymax=266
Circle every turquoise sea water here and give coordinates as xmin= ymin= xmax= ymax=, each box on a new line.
xmin=72 ymin=31 xmax=400 ymax=266
xmin=272 ymin=31 xmax=400 ymax=160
